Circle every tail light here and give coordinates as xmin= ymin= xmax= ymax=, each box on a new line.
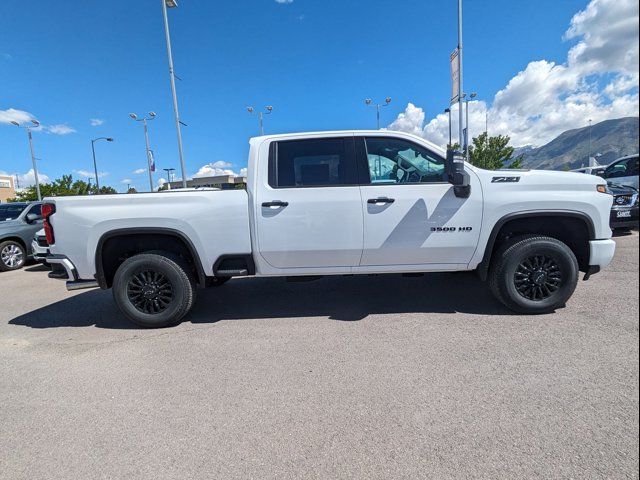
xmin=42 ymin=203 xmax=56 ymax=245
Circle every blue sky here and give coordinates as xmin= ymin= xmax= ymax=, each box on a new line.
xmin=1 ymin=0 xmax=637 ymax=191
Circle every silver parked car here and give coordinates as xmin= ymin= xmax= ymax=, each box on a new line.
xmin=0 ymin=202 xmax=44 ymax=271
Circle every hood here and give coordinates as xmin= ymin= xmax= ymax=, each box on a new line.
xmin=476 ymin=167 xmax=604 ymax=188
xmin=608 ymin=182 xmax=638 ymax=195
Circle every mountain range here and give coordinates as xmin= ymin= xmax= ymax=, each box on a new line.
xmin=515 ymin=117 xmax=639 ymax=170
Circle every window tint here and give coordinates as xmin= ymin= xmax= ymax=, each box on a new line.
xmin=605 ymin=157 xmax=638 ymax=179
xmin=628 ymin=156 xmax=639 ymax=176
xmin=270 ymin=138 xmax=356 ymax=188
xmin=28 ymin=204 xmax=42 ymax=216
xmin=0 ymin=204 xmax=27 ymax=221
xmin=364 ymin=137 xmax=446 ymax=184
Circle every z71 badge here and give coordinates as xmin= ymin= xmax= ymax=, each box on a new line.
xmin=492 ymin=176 xmax=521 ymax=183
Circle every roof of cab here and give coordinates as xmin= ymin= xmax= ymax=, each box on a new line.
xmin=248 ymin=130 xmax=445 ymax=155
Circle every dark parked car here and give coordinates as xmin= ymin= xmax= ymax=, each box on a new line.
xmin=608 ymin=183 xmax=639 ymax=231
xmin=601 ymin=154 xmax=639 ymax=189
xmin=0 ymin=202 xmax=44 ymax=271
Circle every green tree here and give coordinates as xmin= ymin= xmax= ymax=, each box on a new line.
xmin=12 ymin=174 xmax=117 ymax=201
xmin=468 ymin=132 xmax=523 ymax=170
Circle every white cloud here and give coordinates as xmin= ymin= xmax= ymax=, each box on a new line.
xmin=0 ymin=169 xmax=51 ymax=188
xmin=0 ymin=108 xmax=37 ymax=125
xmin=46 ymin=124 xmax=76 ymax=135
xmin=121 ymin=178 xmax=132 ymax=184
xmin=75 ymin=169 xmax=108 ymax=178
xmin=192 ymin=161 xmax=246 ymax=178
xmin=90 ymin=118 xmax=104 ymax=127
xmin=132 ymin=168 xmax=146 ymax=174
xmin=1 ymin=109 xmax=78 ymax=136
xmin=388 ymin=0 xmax=639 ymax=148
xmin=193 ymin=165 xmax=237 ymax=178
xmin=275 ymin=0 xmax=294 ymax=3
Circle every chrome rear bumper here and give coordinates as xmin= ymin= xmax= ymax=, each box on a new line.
xmin=46 ymin=254 xmax=99 ymax=291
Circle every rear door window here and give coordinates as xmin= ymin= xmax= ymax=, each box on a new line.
xmin=269 ymin=138 xmax=358 ymax=188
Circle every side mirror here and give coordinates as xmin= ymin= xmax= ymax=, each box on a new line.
xmin=445 ymin=148 xmax=471 ymax=198
xmin=26 ymin=213 xmax=43 ymax=223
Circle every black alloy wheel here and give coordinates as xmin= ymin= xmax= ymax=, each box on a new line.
xmin=127 ymin=270 xmax=174 ymax=314
xmin=514 ymin=255 xmax=562 ymax=301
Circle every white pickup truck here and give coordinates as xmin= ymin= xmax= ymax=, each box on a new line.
xmin=43 ymin=130 xmax=616 ymax=328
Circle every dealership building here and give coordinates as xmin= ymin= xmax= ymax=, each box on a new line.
xmin=167 ymin=174 xmax=247 ymax=190
xmin=0 ymin=175 xmax=16 ymax=203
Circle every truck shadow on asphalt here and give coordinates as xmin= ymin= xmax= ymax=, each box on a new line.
xmin=9 ymin=272 xmax=512 ymax=329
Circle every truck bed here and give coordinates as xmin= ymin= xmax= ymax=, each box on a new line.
xmin=48 ymin=189 xmax=251 ymax=280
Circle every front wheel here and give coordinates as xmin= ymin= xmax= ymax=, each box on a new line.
xmin=0 ymin=240 xmax=26 ymax=272
xmin=112 ymin=253 xmax=195 ymax=328
xmin=489 ymin=235 xmax=579 ymax=314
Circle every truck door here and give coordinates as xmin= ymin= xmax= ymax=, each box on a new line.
xmin=255 ymin=136 xmax=364 ymax=269
xmin=356 ymin=136 xmax=482 ymax=267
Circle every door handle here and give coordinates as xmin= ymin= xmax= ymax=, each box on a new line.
xmin=367 ymin=197 xmax=395 ymax=204
xmin=261 ymin=200 xmax=289 ymax=208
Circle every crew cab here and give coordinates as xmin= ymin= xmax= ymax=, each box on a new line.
xmin=43 ymin=131 xmax=616 ymax=327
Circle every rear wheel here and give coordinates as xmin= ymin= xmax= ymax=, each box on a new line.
xmin=0 ymin=240 xmax=26 ymax=272
xmin=489 ymin=235 xmax=579 ymax=314
xmin=112 ymin=252 xmax=195 ymax=328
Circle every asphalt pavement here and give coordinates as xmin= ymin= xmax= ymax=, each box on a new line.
xmin=1 ymin=232 xmax=638 ymax=479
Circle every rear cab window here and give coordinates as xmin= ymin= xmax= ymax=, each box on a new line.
xmin=268 ymin=137 xmax=358 ymax=188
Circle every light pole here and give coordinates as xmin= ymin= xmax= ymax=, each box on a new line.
xmin=457 ymin=0 xmax=464 ymax=150
xmin=444 ymin=108 xmax=452 ymax=147
xmin=161 ymin=0 xmax=188 ymax=189
xmin=247 ymin=106 xmax=273 ymax=135
xmin=129 ymin=112 xmax=157 ymax=192
xmin=90 ymin=137 xmax=114 ymax=191
xmin=163 ymin=167 xmax=175 ymax=189
xmin=464 ymin=92 xmax=477 ymax=161
xmin=10 ymin=119 xmax=42 ymax=201
xmin=587 ymin=118 xmax=592 ymax=165
xmin=365 ymin=97 xmax=391 ymax=129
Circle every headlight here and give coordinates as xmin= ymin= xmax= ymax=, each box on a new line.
xmin=596 ymin=184 xmax=611 ymax=194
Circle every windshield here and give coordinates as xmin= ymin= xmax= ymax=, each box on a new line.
xmin=0 ymin=204 xmax=27 ymax=221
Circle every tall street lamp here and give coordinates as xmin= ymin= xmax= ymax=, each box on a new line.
xmin=91 ymin=137 xmax=114 ymax=191
xmin=456 ymin=0 xmax=464 ymax=150
xmin=247 ymin=106 xmax=273 ymax=135
xmin=444 ymin=107 xmax=452 ymax=147
xmin=10 ymin=119 xmax=42 ymax=201
xmin=587 ymin=118 xmax=593 ymax=165
xmin=464 ymin=92 xmax=477 ymax=162
xmin=365 ymin=97 xmax=391 ymax=130
xmin=129 ymin=112 xmax=157 ymax=192
xmin=161 ymin=0 xmax=188 ymax=189
xmin=163 ymin=167 xmax=176 ymax=189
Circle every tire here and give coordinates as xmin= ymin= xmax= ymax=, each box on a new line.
xmin=0 ymin=240 xmax=26 ymax=272
xmin=489 ymin=235 xmax=579 ymax=314
xmin=112 ymin=252 xmax=195 ymax=328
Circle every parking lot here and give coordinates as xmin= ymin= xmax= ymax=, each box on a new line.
xmin=0 ymin=232 xmax=638 ymax=479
